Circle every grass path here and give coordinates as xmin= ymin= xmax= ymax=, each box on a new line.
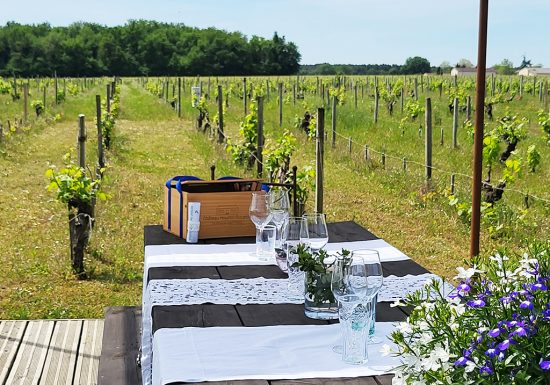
xmin=0 ymin=82 xmax=244 ymax=319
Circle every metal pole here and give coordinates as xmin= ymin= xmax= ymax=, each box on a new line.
xmin=470 ymin=0 xmax=489 ymax=258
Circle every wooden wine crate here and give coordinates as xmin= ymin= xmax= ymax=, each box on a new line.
xmin=163 ymin=178 xmax=261 ymax=239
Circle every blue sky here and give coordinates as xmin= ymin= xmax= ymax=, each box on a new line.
xmin=1 ymin=0 xmax=548 ymax=67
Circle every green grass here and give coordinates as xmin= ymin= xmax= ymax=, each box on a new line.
xmin=0 ymin=75 xmax=548 ymax=319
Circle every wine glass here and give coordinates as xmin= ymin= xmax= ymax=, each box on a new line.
xmin=249 ymin=192 xmax=273 ymax=258
xmin=352 ymin=249 xmax=383 ymax=343
xmin=301 ymin=213 xmax=328 ymax=252
xmin=249 ymin=191 xmax=272 ymax=228
xmin=269 ymin=187 xmax=290 ymax=249
xmin=331 ymin=255 xmax=369 ymax=364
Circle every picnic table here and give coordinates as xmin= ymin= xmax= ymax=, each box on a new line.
xmin=98 ymin=221 xmax=447 ymax=385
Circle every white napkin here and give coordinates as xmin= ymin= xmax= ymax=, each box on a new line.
xmin=152 ymin=323 xmax=398 ymax=385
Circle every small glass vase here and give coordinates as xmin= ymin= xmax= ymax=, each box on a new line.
xmin=304 ymin=271 xmax=338 ymax=320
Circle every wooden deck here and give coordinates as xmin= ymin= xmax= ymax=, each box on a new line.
xmin=0 ymin=319 xmax=104 ymax=385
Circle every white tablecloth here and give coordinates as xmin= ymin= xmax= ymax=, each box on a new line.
xmin=152 ymin=323 xmax=399 ymax=385
xmin=141 ymin=239 xmax=411 ymax=385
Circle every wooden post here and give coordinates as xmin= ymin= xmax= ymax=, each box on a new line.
xmin=243 ymin=77 xmax=247 ymax=116
xmin=491 ymin=73 xmax=495 ymax=96
xmin=256 ymin=96 xmax=264 ymax=177
xmin=545 ymin=81 xmax=549 ymax=110
xmin=400 ymin=89 xmax=404 ymax=114
xmin=63 ymin=78 xmax=67 ymax=99
xmin=78 ymin=115 xmax=86 ymax=168
xmin=43 ymin=86 xmax=47 ymax=113
xmin=466 ymin=96 xmax=472 ymax=121
xmin=0 ymin=122 xmax=3 ymax=143
xmin=96 ymin=95 xmax=104 ymax=170
xmin=292 ymin=165 xmax=298 ymax=217
xmin=519 ymin=75 xmax=524 ymax=97
xmin=425 ymin=98 xmax=433 ymax=180
xmin=278 ymin=82 xmax=283 ymax=127
xmin=177 ymin=78 xmax=182 ymax=118
xmin=266 ymin=79 xmax=270 ymax=101
xmin=207 ymin=78 xmax=211 ymax=100
xmin=532 ymin=77 xmax=536 ymax=96
xmin=451 ymin=174 xmax=456 ymax=195
xmin=316 ymin=77 xmax=319 ymax=95
xmin=210 ymin=165 xmax=216 ymax=180
xmin=452 ymin=97 xmax=459 ymax=148
xmin=331 ymin=96 xmax=337 ymax=148
xmin=348 ymin=136 xmax=352 ymax=154
xmin=293 ymin=84 xmax=296 ymax=105
xmin=12 ymin=73 xmax=17 ymax=98
xmin=354 ymin=82 xmax=358 ymax=109
xmin=414 ymin=77 xmax=418 ymax=100
xmin=106 ymin=84 xmax=111 ymax=114
xmin=381 ymin=152 xmax=386 ymax=168
xmin=440 ymin=126 xmax=444 ymax=145
xmin=23 ymin=84 xmax=28 ymax=124
xmin=403 ymin=157 xmax=407 ymax=172
xmin=315 ymin=108 xmax=325 ymax=214
xmin=364 ymin=144 xmax=369 ymax=161
xmin=217 ymin=85 xmax=224 ymax=144
xmin=54 ymin=72 xmax=58 ymax=105
xmin=374 ymin=88 xmax=379 ymax=123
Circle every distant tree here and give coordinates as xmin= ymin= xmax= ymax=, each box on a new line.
xmin=0 ymin=21 xmax=301 ymax=76
xmin=456 ymin=58 xmax=474 ymax=68
xmin=402 ymin=56 xmax=431 ymax=74
xmin=495 ymin=59 xmax=515 ymax=75
xmin=439 ymin=61 xmax=452 ymax=74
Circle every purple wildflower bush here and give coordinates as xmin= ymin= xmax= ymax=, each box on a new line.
xmin=389 ymin=242 xmax=550 ymax=384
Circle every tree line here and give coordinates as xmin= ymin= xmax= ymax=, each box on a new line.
xmin=0 ymin=20 xmax=301 ymax=76
xmin=299 ymin=57 xmax=433 ymax=76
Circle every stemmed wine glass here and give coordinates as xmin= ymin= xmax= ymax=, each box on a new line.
xmin=269 ymin=187 xmax=290 ymax=250
xmin=331 ymin=254 xmax=369 ymax=364
xmin=353 ymin=249 xmax=383 ymax=343
xmin=300 ymin=213 xmax=328 ymax=252
xmin=249 ymin=191 xmax=273 ymax=258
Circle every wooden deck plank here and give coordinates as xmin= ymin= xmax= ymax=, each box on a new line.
xmin=0 ymin=320 xmax=28 ymax=383
xmin=39 ymin=320 xmax=82 ymax=385
xmin=97 ymin=307 xmax=142 ymax=385
xmin=6 ymin=320 xmax=55 ymax=385
xmin=73 ymin=319 xmax=104 ymax=385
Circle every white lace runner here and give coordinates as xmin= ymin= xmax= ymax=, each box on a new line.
xmin=147 ymin=273 xmax=454 ymax=306
xmin=141 ymin=274 xmax=454 ymax=385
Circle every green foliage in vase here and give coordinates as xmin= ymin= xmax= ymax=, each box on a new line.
xmin=292 ymin=245 xmax=350 ymax=305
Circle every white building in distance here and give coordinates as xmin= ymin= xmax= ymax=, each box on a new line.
xmin=517 ymin=68 xmax=550 ymax=76
xmin=450 ymin=67 xmax=497 ymax=76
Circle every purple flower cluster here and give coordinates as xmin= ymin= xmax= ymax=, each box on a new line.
xmin=449 ymin=260 xmax=550 ymax=379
